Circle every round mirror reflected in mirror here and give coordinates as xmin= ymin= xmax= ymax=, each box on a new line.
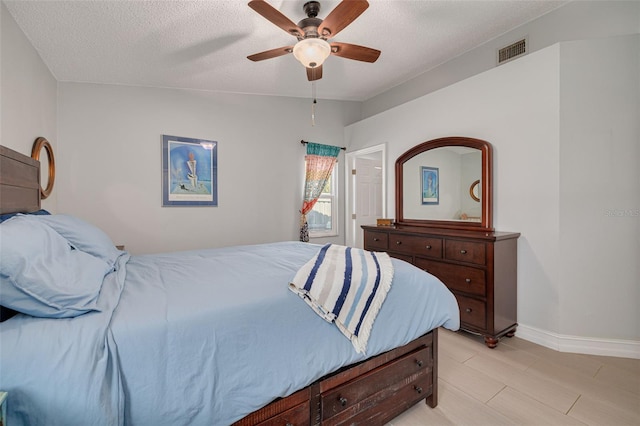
xmin=470 ymin=179 xmax=480 ymax=202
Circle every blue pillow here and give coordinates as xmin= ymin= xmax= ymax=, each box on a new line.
xmin=0 ymin=217 xmax=112 ymax=318
xmin=23 ymin=214 xmax=122 ymax=268
xmin=0 ymin=209 xmax=50 ymax=223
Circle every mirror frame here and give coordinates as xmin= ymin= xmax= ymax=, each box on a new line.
xmin=395 ymin=136 xmax=493 ymax=232
xmin=31 ymin=137 xmax=55 ymax=200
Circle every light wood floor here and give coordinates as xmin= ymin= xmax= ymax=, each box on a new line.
xmin=388 ymin=328 xmax=640 ymax=426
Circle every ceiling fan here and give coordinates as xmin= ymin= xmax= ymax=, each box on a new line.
xmin=247 ymin=0 xmax=381 ymax=81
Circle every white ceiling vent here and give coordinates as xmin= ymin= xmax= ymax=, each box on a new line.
xmin=497 ymin=37 xmax=527 ymax=65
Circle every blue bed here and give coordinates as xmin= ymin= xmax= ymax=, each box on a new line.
xmin=0 ymin=146 xmax=459 ymax=426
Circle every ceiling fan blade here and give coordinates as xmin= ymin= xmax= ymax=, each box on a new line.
xmin=330 ymin=42 xmax=380 ymax=63
xmin=247 ymin=46 xmax=293 ymax=62
xmin=248 ymin=0 xmax=303 ymax=37
xmin=318 ymin=0 xmax=369 ymax=39
xmin=307 ymin=65 xmax=323 ymax=81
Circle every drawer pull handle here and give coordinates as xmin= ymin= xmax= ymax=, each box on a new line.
xmin=465 ymin=278 xmax=471 ymax=283
xmin=286 ymin=423 xmax=293 ymax=426
xmin=373 ymin=238 xmax=380 ymax=241
xmin=425 ymin=245 xmax=432 ymax=249
xmin=339 ymin=397 xmax=348 ymax=407
xmin=465 ymin=308 xmax=472 ymax=313
xmin=416 ymin=359 xmax=423 ymax=367
xmin=414 ymin=386 xmax=423 ymax=394
xmin=460 ymin=250 xmax=467 ymax=254
xmin=396 ymin=241 xmax=402 ymax=245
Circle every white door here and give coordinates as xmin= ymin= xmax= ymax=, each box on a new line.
xmin=345 ymin=145 xmax=386 ymax=248
xmin=353 ymin=156 xmax=383 ymax=248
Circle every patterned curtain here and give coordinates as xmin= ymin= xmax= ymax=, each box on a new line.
xmin=300 ymin=142 xmax=341 ymax=242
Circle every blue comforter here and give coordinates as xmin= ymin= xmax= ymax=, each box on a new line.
xmin=0 ymin=242 xmax=459 ymax=425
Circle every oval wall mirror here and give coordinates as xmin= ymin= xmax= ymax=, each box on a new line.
xmin=395 ymin=136 xmax=493 ymax=232
xmin=31 ymin=137 xmax=55 ymax=200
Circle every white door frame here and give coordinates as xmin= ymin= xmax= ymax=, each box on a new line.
xmin=344 ymin=144 xmax=387 ymax=247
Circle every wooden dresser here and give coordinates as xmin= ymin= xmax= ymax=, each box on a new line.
xmin=363 ymin=225 xmax=519 ymax=348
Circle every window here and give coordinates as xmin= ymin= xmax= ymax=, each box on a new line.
xmin=308 ymin=166 xmax=337 ymax=237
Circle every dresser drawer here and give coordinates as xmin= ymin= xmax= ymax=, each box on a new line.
xmin=414 ymin=259 xmax=486 ymax=297
xmin=387 ymin=234 xmax=443 ymax=258
xmin=321 ymin=347 xmax=430 ymax=421
xmin=364 ymin=230 xmax=389 ymax=250
xmin=388 ymin=252 xmax=413 ymax=264
xmin=257 ymin=400 xmax=309 ymax=426
xmin=445 ymin=240 xmax=486 ymax=265
xmin=455 ymin=294 xmax=487 ymax=330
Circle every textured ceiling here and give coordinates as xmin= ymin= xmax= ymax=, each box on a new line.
xmin=4 ymin=0 xmax=567 ymax=101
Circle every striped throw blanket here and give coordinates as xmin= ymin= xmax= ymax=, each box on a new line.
xmin=289 ymin=244 xmax=394 ymax=354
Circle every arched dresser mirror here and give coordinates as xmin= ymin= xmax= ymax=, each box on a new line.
xmin=362 ymin=136 xmax=519 ymax=348
xmin=395 ymin=137 xmax=492 ymax=232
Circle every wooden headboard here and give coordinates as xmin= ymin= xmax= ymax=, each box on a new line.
xmin=0 ymin=145 xmax=42 ymax=320
xmin=0 ymin=145 xmax=41 ymax=214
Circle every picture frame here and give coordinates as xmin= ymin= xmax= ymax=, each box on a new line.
xmin=162 ymin=135 xmax=218 ymax=207
xmin=421 ymin=166 xmax=439 ymax=205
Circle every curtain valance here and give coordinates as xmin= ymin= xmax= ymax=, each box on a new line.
xmin=304 ymin=142 xmax=342 ymax=157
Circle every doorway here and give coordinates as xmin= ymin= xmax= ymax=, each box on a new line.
xmin=345 ymin=144 xmax=386 ymax=248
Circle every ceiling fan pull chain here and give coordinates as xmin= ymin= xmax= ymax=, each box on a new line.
xmin=311 ymin=81 xmax=317 ymax=126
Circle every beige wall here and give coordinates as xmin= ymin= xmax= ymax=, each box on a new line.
xmin=558 ymin=35 xmax=639 ymax=349
xmin=346 ymin=44 xmax=562 ymax=343
xmin=346 ymin=35 xmax=640 ymax=356
xmin=1 ymin=2 xmax=58 ymax=212
xmin=57 ymin=83 xmax=361 ymax=254
xmin=362 ymin=0 xmax=640 ymax=120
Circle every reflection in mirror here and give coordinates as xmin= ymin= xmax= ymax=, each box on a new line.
xmin=470 ymin=179 xmax=480 ymax=202
xmin=402 ymin=147 xmax=481 ymax=222
xmin=395 ymin=136 xmax=493 ymax=232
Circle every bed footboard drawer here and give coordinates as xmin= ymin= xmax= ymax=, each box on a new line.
xmin=233 ymin=387 xmax=311 ymax=426
xmin=320 ymin=346 xmax=431 ymax=423
xmin=327 ymin=373 xmax=432 ymax=426
xmin=256 ymin=400 xmax=310 ymax=426
xmin=321 ymin=371 xmax=432 ymax=426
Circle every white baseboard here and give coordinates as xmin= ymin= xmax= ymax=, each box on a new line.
xmin=516 ymin=324 xmax=640 ymax=359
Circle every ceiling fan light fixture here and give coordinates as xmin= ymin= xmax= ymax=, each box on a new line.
xmin=293 ymin=38 xmax=331 ymax=68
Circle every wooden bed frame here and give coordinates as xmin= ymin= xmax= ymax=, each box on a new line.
xmin=234 ymin=331 xmax=438 ymax=425
xmin=0 ymin=145 xmax=41 ymax=215
xmin=0 ymin=144 xmax=439 ymax=425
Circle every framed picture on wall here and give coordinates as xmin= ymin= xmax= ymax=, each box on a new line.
xmin=162 ymin=135 xmax=218 ymax=207
xmin=421 ymin=166 xmax=439 ymax=205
